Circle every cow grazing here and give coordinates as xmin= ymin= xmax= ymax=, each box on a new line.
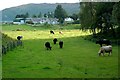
xmin=59 ymin=41 xmax=63 ymax=48
xmin=98 ymin=45 xmax=112 ymax=56
xmin=53 ymin=38 xmax=58 ymax=44
xmin=16 ymin=28 xmax=22 ymax=31
xmin=96 ymin=39 xmax=111 ymax=47
xmin=45 ymin=42 xmax=52 ymax=50
xmin=17 ymin=36 xmax=23 ymax=40
xmin=50 ymin=30 xmax=54 ymax=34
xmin=59 ymin=31 xmax=63 ymax=34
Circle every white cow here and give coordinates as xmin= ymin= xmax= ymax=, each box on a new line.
xmin=98 ymin=45 xmax=112 ymax=56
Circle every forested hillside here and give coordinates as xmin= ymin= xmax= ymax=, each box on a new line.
xmin=1 ymin=3 xmax=80 ymax=21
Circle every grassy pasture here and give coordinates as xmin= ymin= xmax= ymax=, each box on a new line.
xmin=2 ymin=24 xmax=118 ymax=78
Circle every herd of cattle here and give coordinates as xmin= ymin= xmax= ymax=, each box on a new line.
xmin=45 ymin=30 xmax=64 ymax=50
xmin=2 ymin=30 xmax=112 ymax=56
xmin=45 ymin=39 xmax=63 ymax=50
xmin=49 ymin=30 xmax=112 ymax=56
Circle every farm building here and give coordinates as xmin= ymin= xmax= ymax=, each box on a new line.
xmin=65 ymin=17 xmax=74 ymax=23
xmin=26 ymin=18 xmax=59 ymax=24
xmin=13 ymin=18 xmax=25 ymax=25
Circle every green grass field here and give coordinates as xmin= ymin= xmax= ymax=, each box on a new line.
xmin=2 ymin=24 xmax=119 ymax=78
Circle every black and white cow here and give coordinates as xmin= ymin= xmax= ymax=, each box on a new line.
xmin=50 ymin=30 xmax=54 ymax=34
xmin=96 ymin=39 xmax=111 ymax=47
xmin=17 ymin=36 xmax=23 ymax=40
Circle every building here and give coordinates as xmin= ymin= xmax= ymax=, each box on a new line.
xmin=13 ymin=18 xmax=25 ymax=25
xmin=65 ymin=17 xmax=74 ymax=22
xmin=26 ymin=18 xmax=59 ymax=25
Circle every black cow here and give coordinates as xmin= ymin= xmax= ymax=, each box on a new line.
xmin=17 ymin=36 xmax=23 ymax=40
xmin=50 ymin=30 xmax=54 ymax=34
xmin=45 ymin=42 xmax=52 ymax=50
xmin=59 ymin=41 xmax=63 ymax=48
xmin=53 ymin=38 xmax=58 ymax=44
xmin=96 ymin=39 xmax=111 ymax=47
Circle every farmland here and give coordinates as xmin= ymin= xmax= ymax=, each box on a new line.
xmin=2 ymin=24 xmax=118 ymax=78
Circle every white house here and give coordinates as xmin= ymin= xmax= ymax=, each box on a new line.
xmin=65 ymin=17 xmax=74 ymax=22
xmin=13 ymin=18 xmax=25 ymax=25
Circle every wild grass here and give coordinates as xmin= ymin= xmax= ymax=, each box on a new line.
xmin=2 ymin=24 xmax=119 ymax=78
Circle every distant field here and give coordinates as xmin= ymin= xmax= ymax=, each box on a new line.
xmin=2 ymin=24 xmax=81 ymax=31
xmin=2 ymin=24 xmax=118 ymax=78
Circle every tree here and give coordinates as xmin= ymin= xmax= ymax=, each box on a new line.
xmin=70 ymin=13 xmax=79 ymax=21
xmin=25 ymin=12 xmax=29 ymax=18
xmin=79 ymin=2 xmax=117 ymax=38
xmin=47 ymin=12 xmax=54 ymax=18
xmin=32 ymin=14 xmax=37 ymax=18
xmin=112 ymin=2 xmax=120 ymax=27
xmin=38 ymin=12 xmax=42 ymax=18
xmin=112 ymin=2 xmax=120 ymax=38
xmin=44 ymin=13 xmax=47 ymax=18
xmin=54 ymin=5 xmax=67 ymax=24
xmin=15 ymin=14 xmax=26 ymax=19
xmin=69 ymin=13 xmax=79 ymax=24
xmin=80 ymin=2 xmax=96 ymax=33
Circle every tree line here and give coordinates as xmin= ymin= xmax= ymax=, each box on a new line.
xmin=15 ymin=12 xmax=54 ymax=18
xmin=79 ymin=2 xmax=120 ymax=39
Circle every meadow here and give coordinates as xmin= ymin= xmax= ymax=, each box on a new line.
xmin=2 ymin=24 xmax=119 ymax=78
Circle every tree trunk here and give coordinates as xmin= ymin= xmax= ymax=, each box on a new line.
xmin=110 ymin=26 xmax=116 ymax=38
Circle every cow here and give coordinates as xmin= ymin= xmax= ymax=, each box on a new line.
xmin=50 ymin=30 xmax=54 ymax=34
xmin=98 ymin=45 xmax=112 ymax=56
xmin=96 ymin=39 xmax=111 ymax=47
xmin=17 ymin=36 xmax=23 ymax=40
xmin=59 ymin=31 xmax=63 ymax=34
xmin=53 ymin=38 xmax=58 ymax=44
xmin=45 ymin=42 xmax=52 ymax=50
xmin=59 ymin=41 xmax=63 ymax=48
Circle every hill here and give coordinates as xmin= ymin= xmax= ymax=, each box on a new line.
xmin=1 ymin=3 xmax=80 ymax=21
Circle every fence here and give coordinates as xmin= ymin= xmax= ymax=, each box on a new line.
xmin=2 ymin=40 xmax=22 ymax=55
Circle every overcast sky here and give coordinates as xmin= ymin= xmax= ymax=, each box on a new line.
xmin=0 ymin=0 xmax=79 ymax=10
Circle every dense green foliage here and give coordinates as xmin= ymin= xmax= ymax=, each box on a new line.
xmin=69 ymin=13 xmax=80 ymax=24
xmin=2 ymin=24 xmax=119 ymax=78
xmin=79 ymin=2 xmax=120 ymax=39
xmin=15 ymin=12 xmax=29 ymax=19
xmin=54 ymin=5 xmax=68 ymax=24
xmin=69 ymin=13 xmax=79 ymax=21
xmin=2 ymin=33 xmax=16 ymax=46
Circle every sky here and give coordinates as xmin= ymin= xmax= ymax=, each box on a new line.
xmin=0 ymin=0 xmax=79 ymax=10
